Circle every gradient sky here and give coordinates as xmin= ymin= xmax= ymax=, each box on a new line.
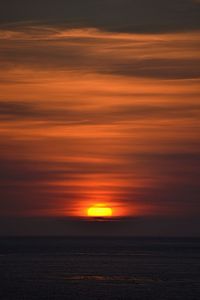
xmin=0 ymin=0 xmax=200 ymax=236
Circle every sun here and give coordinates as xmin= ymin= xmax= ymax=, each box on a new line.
xmin=87 ymin=204 xmax=113 ymax=218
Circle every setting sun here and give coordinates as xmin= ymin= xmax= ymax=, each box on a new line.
xmin=87 ymin=204 xmax=113 ymax=218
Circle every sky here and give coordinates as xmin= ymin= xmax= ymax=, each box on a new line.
xmin=0 ymin=0 xmax=200 ymax=236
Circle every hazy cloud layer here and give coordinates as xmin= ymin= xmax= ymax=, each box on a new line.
xmin=0 ymin=101 xmax=200 ymax=124
xmin=0 ymin=27 xmax=199 ymax=80
xmin=0 ymin=13 xmax=200 ymax=236
xmin=0 ymin=0 xmax=200 ymax=33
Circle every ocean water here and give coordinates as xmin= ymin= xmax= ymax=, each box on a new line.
xmin=0 ymin=237 xmax=200 ymax=300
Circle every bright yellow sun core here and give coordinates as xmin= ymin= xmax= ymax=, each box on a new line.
xmin=87 ymin=205 xmax=112 ymax=217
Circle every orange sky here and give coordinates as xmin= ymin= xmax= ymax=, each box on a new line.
xmin=0 ymin=26 xmax=200 ymax=221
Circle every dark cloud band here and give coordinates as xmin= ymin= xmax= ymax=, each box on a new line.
xmin=0 ymin=0 xmax=200 ymax=33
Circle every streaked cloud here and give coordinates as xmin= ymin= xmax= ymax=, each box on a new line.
xmin=0 ymin=22 xmax=199 ymax=235
xmin=0 ymin=27 xmax=199 ymax=80
xmin=0 ymin=0 xmax=200 ymax=33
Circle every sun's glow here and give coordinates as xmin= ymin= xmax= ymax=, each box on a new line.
xmin=87 ymin=204 xmax=113 ymax=218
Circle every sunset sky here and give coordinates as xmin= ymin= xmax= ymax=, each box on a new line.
xmin=0 ymin=0 xmax=200 ymax=236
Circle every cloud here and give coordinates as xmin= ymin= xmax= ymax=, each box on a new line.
xmin=0 ymin=139 xmax=199 ymax=218
xmin=0 ymin=101 xmax=200 ymax=127
xmin=0 ymin=0 xmax=200 ymax=33
xmin=0 ymin=27 xmax=199 ymax=80
xmin=1 ymin=215 xmax=200 ymax=236
xmin=0 ymin=15 xmax=199 ymax=236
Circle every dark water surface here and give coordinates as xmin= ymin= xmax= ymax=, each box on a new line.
xmin=0 ymin=237 xmax=200 ymax=299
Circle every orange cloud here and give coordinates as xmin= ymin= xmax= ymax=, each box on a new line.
xmin=0 ymin=26 xmax=199 ymax=219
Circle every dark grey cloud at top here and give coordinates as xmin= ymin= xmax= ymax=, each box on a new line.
xmin=0 ymin=0 xmax=200 ymax=33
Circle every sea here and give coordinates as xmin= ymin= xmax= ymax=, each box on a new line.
xmin=0 ymin=237 xmax=200 ymax=300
